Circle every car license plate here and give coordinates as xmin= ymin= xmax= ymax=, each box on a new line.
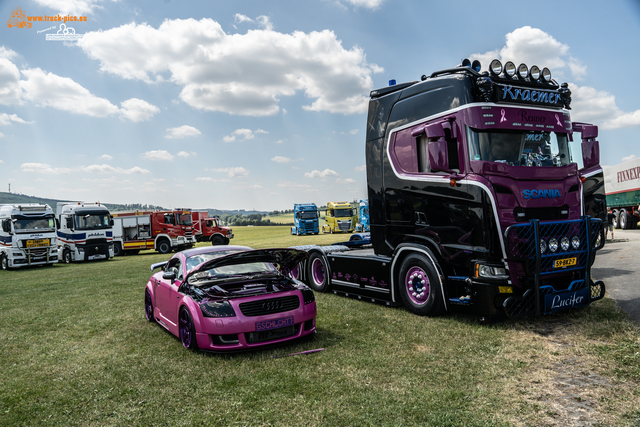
xmin=26 ymin=239 xmax=49 ymax=248
xmin=554 ymin=257 xmax=576 ymax=268
xmin=248 ymin=325 xmax=296 ymax=343
xmin=256 ymin=316 xmax=294 ymax=332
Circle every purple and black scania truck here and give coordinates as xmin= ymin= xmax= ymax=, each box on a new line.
xmin=294 ymin=59 xmax=607 ymax=320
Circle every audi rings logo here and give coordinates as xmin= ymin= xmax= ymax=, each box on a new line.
xmin=262 ymin=300 xmax=282 ymax=311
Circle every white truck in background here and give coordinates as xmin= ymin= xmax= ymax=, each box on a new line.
xmin=55 ymin=202 xmax=114 ymax=263
xmin=0 ymin=203 xmax=58 ymax=269
xmin=604 ymin=158 xmax=640 ymax=229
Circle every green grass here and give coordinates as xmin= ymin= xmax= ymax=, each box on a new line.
xmin=1 ymin=226 xmax=639 ymax=426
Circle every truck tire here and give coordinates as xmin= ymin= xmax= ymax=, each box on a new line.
xmin=157 ymin=239 xmax=171 ymax=254
xmin=620 ymin=209 xmax=628 ymax=230
xmin=63 ymin=249 xmax=72 ymax=264
xmin=211 ymin=235 xmax=224 ymax=246
xmin=113 ymin=243 xmax=123 ymax=257
xmin=0 ymin=254 xmax=9 ymax=270
xmin=307 ymin=253 xmax=330 ymax=292
xmin=398 ymin=253 xmax=445 ymax=316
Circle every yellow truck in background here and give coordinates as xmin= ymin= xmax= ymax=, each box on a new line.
xmin=322 ymin=201 xmax=356 ymax=233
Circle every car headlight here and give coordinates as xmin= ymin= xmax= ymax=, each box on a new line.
xmin=200 ymin=300 xmax=236 ymax=318
xmin=548 ymin=238 xmax=559 ymax=253
xmin=571 ymin=235 xmax=580 ymax=250
xmin=560 ymin=236 xmax=570 ymax=251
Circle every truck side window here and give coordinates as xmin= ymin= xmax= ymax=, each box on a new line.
xmin=164 ymin=214 xmax=174 ymax=225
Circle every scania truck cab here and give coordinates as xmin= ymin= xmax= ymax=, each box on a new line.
xmin=322 ymin=201 xmax=357 ymax=233
xmin=0 ymin=204 xmax=58 ymax=269
xmin=294 ymin=59 xmax=606 ymax=320
xmin=355 ymin=199 xmax=370 ymax=232
xmin=56 ymin=202 xmax=114 ymax=263
xmin=292 ymin=203 xmax=320 ymax=235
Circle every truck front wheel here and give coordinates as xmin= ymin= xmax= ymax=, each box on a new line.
xmin=620 ymin=209 xmax=629 ymax=230
xmin=211 ymin=235 xmax=224 ymax=246
xmin=0 ymin=255 xmax=9 ymax=270
xmin=63 ymin=249 xmax=72 ymax=264
xmin=398 ymin=253 xmax=445 ymax=316
xmin=113 ymin=243 xmax=122 ymax=257
xmin=157 ymin=240 xmax=171 ymax=254
xmin=307 ymin=253 xmax=330 ymax=292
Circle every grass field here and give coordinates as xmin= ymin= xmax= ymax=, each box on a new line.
xmin=1 ymin=226 xmax=639 ymax=426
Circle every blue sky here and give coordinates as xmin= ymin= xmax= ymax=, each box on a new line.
xmin=1 ymin=0 xmax=639 ymax=211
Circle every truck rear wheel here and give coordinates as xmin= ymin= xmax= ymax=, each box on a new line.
xmin=157 ymin=240 xmax=171 ymax=254
xmin=612 ymin=210 xmax=621 ymax=229
xmin=307 ymin=253 xmax=330 ymax=292
xmin=398 ymin=253 xmax=445 ymax=316
xmin=620 ymin=209 xmax=629 ymax=229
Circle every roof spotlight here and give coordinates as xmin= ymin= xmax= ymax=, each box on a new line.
xmin=517 ymin=63 xmax=528 ymax=80
xmin=471 ymin=60 xmax=481 ymax=73
xmin=461 ymin=58 xmax=471 ymax=68
xmin=489 ymin=59 xmax=502 ymax=76
xmin=542 ymin=67 xmax=552 ymax=82
xmin=504 ymin=61 xmax=516 ymax=78
xmin=529 ymin=65 xmax=541 ymax=81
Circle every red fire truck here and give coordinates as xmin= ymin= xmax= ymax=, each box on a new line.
xmin=191 ymin=211 xmax=234 ymax=245
xmin=112 ymin=209 xmax=196 ymax=256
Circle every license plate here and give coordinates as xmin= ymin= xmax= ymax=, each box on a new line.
xmin=554 ymin=257 xmax=576 ymax=268
xmin=256 ymin=316 xmax=294 ymax=332
xmin=26 ymin=239 xmax=49 ymax=248
xmin=544 ymin=287 xmax=590 ymax=313
xmin=88 ymin=254 xmax=106 ymax=260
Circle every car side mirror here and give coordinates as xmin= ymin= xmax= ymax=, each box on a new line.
xmin=162 ymin=271 xmax=177 ymax=281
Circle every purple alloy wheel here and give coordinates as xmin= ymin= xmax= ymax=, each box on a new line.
xmin=311 ymin=258 xmax=325 ymax=285
xmin=145 ymin=290 xmax=153 ymax=321
xmin=179 ymin=310 xmax=193 ymax=348
xmin=405 ymin=266 xmax=430 ymax=305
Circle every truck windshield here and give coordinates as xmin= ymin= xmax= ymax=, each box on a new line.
xmin=74 ymin=213 xmax=111 ymax=230
xmin=466 ymin=127 xmax=573 ymax=167
xmin=333 ymin=209 xmax=353 ymax=217
xmin=298 ymin=211 xmax=318 ymax=219
xmin=13 ymin=217 xmax=55 ymax=233
xmin=177 ymin=214 xmax=192 ymax=226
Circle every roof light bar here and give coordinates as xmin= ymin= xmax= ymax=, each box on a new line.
xmin=529 ymin=65 xmax=541 ymax=81
xmin=517 ymin=63 xmax=528 ymax=80
xmin=542 ymin=67 xmax=552 ymax=82
xmin=504 ymin=61 xmax=516 ymax=78
xmin=489 ymin=59 xmax=502 ymax=76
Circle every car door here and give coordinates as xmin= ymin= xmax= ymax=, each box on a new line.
xmin=156 ymin=258 xmax=184 ymax=328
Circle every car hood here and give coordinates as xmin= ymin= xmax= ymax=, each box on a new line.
xmin=185 ymin=248 xmax=308 ymax=281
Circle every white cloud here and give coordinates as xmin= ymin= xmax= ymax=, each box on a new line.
xmin=77 ymin=18 xmax=382 ymax=116
xmin=99 ymin=154 xmax=113 ymax=160
xmin=0 ymin=47 xmax=18 ymax=60
xmin=32 ymin=0 xmax=108 ymax=16
xmin=342 ymin=0 xmax=385 ymax=10
xmin=471 ymin=26 xmax=640 ymax=130
xmin=271 ymin=156 xmax=291 ymax=163
xmin=223 ymin=128 xmax=260 ymax=143
xmin=79 ymin=164 xmax=150 ymax=174
xmin=353 ymin=165 xmax=366 ymax=172
xmin=20 ymin=162 xmax=149 ymax=174
xmin=336 ymin=178 xmax=356 ymax=184
xmin=213 ymin=167 xmax=249 ymax=178
xmin=0 ymin=113 xmax=29 ymax=126
xmin=277 ymin=181 xmax=312 ymax=190
xmin=196 ymin=177 xmax=214 ymax=182
xmin=234 ymin=14 xmax=254 ymax=24
xmin=119 ymin=98 xmax=159 ymax=122
xmin=0 ymin=57 xmax=23 ymax=105
xmin=622 ymin=154 xmax=638 ymax=162
xmin=304 ymin=169 xmax=339 ymax=178
xmin=141 ymin=150 xmax=174 ymax=161
xmin=177 ymin=151 xmax=195 ymax=158
xmin=165 ymin=125 xmax=202 ymax=139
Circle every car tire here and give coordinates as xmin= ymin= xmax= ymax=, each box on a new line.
xmin=307 ymin=253 xmax=330 ymax=292
xmin=179 ymin=307 xmax=198 ymax=350
xmin=145 ymin=289 xmax=155 ymax=322
xmin=0 ymin=255 xmax=9 ymax=271
xmin=157 ymin=240 xmax=171 ymax=254
xmin=63 ymin=249 xmax=72 ymax=264
xmin=211 ymin=235 xmax=224 ymax=246
xmin=398 ymin=252 xmax=445 ymax=316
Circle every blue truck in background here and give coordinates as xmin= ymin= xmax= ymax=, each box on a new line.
xmin=291 ymin=203 xmax=320 ymax=235
xmin=355 ymin=199 xmax=370 ymax=232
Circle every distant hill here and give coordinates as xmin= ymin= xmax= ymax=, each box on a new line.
xmin=0 ymin=192 xmax=267 ymax=216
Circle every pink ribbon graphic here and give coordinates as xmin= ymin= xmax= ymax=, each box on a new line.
xmin=555 ymin=114 xmax=562 ymax=126
xmin=500 ymin=109 xmax=507 ymax=123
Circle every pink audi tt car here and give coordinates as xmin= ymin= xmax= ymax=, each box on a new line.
xmin=144 ymin=245 xmax=317 ymax=352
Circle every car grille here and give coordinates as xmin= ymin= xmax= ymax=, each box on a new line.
xmin=238 ymin=295 xmax=300 ymax=317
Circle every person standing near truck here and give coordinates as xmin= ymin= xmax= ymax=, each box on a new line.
xmin=606 ymin=208 xmax=616 ymax=240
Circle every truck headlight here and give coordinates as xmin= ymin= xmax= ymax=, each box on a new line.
xmin=474 ymin=263 xmax=509 ymax=279
xmin=571 ymin=236 xmax=580 ymax=250
xmin=548 ymin=238 xmax=559 ymax=253
xmin=560 ymin=236 xmax=570 ymax=252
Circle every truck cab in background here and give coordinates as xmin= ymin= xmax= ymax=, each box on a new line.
xmin=0 ymin=204 xmax=58 ymax=269
xmin=355 ymin=199 xmax=370 ymax=232
xmin=192 ymin=211 xmax=234 ymax=245
xmin=322 ymin=201 xmax=356 ymax=233
xmin=56 ymin=202 xmax=114 ymax=263
xmin=294 ymin=58 xmax=606 ymax=320
xmin=291 ymin=203 xmax=320 ymax=235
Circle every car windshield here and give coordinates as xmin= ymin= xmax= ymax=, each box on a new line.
xmin=177 ymin=214 xmax=192 ymax=226
xmin=466 ymin=127 xmax=573 ymax=167
xmin=203 ymin=262 xmax=277 ymax=278
xmin=185 ymin=250 xmax=241 ymax=273
xmin=13 ymin=216 xmax=55 ymax=233
xmin=298 ymin=211 xmax=318 ymax=219
xmin=74 ymin=213 xmax=111 ymax=230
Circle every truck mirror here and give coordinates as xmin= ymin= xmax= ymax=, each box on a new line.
xmin=581 ymin=139 xmax=600 ymax=169
xmin=109 ymin=217 xmax=114 ymax=226
xmin=581 ymin=124 xmax=598 ymax=139
xmin=428 ymin=137 xmax=450 ymax=173
xmin=55 ymin=218 xmax=60 ymax=229
xmin=1 ymin=219 xmax=11 ymax=233
xmin=65 ymin=217 xmax=74 ymax=230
